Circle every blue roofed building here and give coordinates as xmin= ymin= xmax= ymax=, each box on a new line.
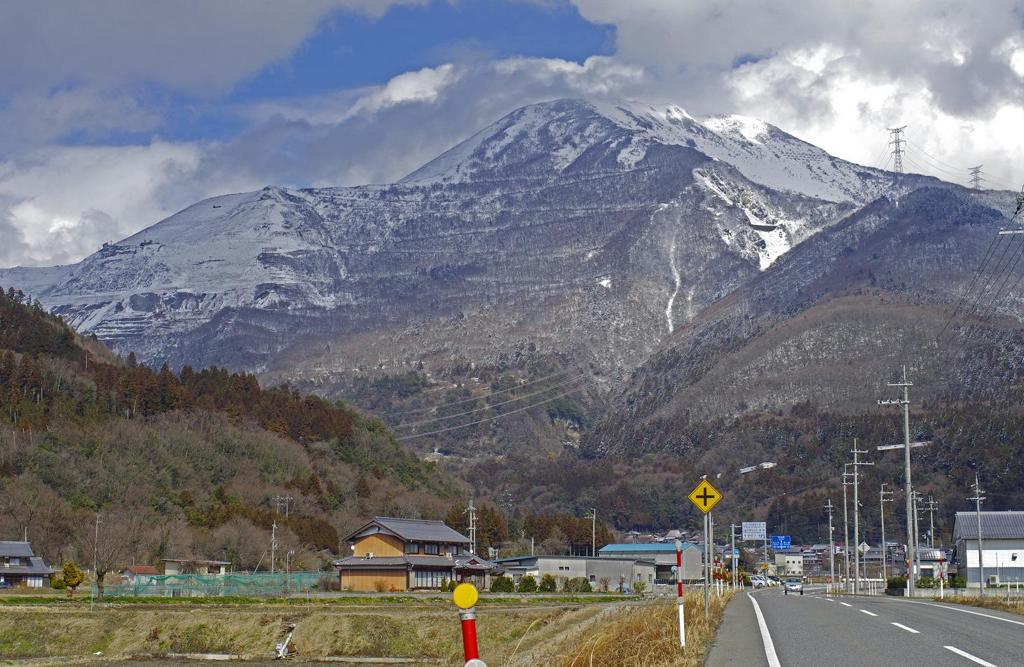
xmin=599 ymin=542 xmax=704 ymax=583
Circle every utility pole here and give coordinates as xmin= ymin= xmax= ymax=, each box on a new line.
xmin=842 ymin=466 xmax=852 ymax=591
xmin=270 ymin=520 xmax=277 ymax=574
xmin=270 ymin=495 xmax=292 ymax=574
xmin=587 ymin=508 xmax=596 ymax=557
xmin=824 ymin=499 xmax=835 ymax=596
xmin=849 ymin=441 xmax=874 ymax=594
xmin=466 ymin=499 xmax=477 ymax=555
xmin=917 ymin=489 xmax=925 ymax=577
xmin=969 ymin=473 xmax=986 ymax=596
xmin=888 ymin=126 xmax=907 ymax=206
xmin=923 ymin=497 xmax=938 ymax=548
xmin=968 ymin=165 xmax=984 ymax=190
xmin=879 ymin=365 xmax=915 ymax=597
xmin=880 ymin=483 xmax=894 ymax=583
xmin=703 ymin=512 xmax=710 ymax=615
xmin=730 ymin=523 xmax=738 ymax=589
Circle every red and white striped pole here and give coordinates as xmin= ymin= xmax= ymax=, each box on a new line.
xmin=675 ymin=539 xmax=686 ymax=647
xmin=453 ymin=583 xmax=487 ymax=667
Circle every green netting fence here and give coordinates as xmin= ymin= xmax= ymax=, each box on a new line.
xmin=96 ymin=571 xmax=331 ymax=597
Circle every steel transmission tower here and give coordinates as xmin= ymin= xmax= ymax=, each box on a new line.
xmin=889 ymin=126 xmax=907 ymax=205
xmin=968 ymin=165 xmax=984 ymax=190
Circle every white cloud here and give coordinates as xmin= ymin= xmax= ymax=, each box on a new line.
xmin=0 ymin=87 xmax=161 ymax=153
xmin=0 ymin=0 xmax=425 ymax=94
xmin=568 ymin=0 xmax=1024 ymax=187
xmin=4 ymin=1 xmax=1024 ymax=271
xmin=0 ymin=143 xmax=206 ymax=266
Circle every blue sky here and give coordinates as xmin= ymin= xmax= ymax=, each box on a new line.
xmin=2 ymin=0 xmax=1023 ymax=267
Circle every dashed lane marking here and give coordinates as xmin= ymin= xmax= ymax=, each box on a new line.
xmin=891 ymin=622 xmax=920 ymax=634
xmin=859 ymin=609 xmax=878 ymax=617
xmin=746 ymin=593 xmax=782 ymax=667
xmin=944 ymin=645 xmax=997 ymax=666
xmin=839 ymin=601 xmax=852 ymax=607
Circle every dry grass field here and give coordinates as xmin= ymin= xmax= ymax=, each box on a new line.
xmin=0 ymin=590 xmax=734 ymax=665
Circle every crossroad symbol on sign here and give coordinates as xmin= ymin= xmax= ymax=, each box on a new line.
xmin=688 ymin=479 xmax=722 ymax=513
xmin=858 ymin=542 xmax=870 ymax=554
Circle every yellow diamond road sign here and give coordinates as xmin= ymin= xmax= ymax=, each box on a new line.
xmin=688 ymin=479 xmax=722 ymax=513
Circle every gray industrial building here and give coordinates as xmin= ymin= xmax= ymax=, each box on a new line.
xmin=598 ymin=542 xmax=704 ymax=583
xmin=953 ymin=511 xmax=1024 ymax=586
xmin=495 ymin=555 xmax=655 ymax=591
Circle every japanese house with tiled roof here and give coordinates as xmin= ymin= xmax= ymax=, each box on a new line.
xmin=0 ymin=541 xmax=53 ymax=588
xmin=333 ymin=517 xmax=495 ymax=591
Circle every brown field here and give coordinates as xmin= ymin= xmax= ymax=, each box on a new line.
xmin=0 ymin=591 xmax=732 ymax=666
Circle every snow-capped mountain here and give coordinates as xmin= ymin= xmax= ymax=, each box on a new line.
xmin=1 ymin=98 xmax=900 ymax=384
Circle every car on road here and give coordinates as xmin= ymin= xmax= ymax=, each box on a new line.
xmin=749 ymin=575 xmax=767 ymax=588
xmin=767 ymin=575 xmax=782 ymax=586
xmin=783 ymin=578 xmax=803 ymax=595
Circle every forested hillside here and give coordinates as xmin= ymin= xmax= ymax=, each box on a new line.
xmin=0 ymin=286 xmax=457 ymax=572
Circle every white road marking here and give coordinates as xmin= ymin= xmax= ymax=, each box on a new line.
xmin=859 ymin=609 xmax=878 ymax=617
xmin=839 ymin=601 xmax=852 ymax=607
xmin=891 ymin=622 xmax=920 ymax=634
xmin=893 ymin=599 xmax=1024 ymax=628
xmin=746 ymin=593 xmax=782 ymax=667
xmin=944 ymin=645 xmax=996 ymax=666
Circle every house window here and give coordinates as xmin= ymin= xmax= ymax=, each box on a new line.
xmin=424 ymin=543 xmax=440 ymax=555
xmin=414 ymin=569 xmax=446 ymax=588
xmin=405 ymin=543 xmax=420 ymax=554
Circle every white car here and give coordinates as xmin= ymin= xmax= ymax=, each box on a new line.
xmin=750 ymin=575 xmax=767 ymax=588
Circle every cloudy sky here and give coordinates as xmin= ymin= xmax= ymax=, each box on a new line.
xmin=2 ymin=0 xmax=1024 ymax=267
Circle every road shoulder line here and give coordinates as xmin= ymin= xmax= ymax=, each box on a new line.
xmin=892 ymin=598 xmax=1024 ymax=627
xmin=746 ymin=593 xmax=782 ymax=667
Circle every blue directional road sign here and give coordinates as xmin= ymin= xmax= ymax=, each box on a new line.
xmin=771 ymin=535 xmax=791 ymax=550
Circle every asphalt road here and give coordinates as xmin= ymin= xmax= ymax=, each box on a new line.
xmin=706 ymin=587 xmax=1024 ymax=667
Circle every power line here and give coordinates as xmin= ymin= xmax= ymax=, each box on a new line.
xmin=975 ymin=234 xmax=1024 ymax=325
xmin=935 ymin=232 xmax=1001 ymax=343
xmin=396 ymin=383 xmax=587 ymax=440
xmin=382 ymin=368 xmax=577 ymax=417
xmin=392 ymin=372 xmax=587 ymax=429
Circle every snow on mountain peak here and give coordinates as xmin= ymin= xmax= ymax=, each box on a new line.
xmin=702 ymin=114 xmax=770 ymax=145
xmin=401 ymin=98 xmax=886 ymax=204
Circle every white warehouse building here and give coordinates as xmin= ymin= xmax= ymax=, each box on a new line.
xmin=952 ymin=511 xmax=1024 ymax=587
